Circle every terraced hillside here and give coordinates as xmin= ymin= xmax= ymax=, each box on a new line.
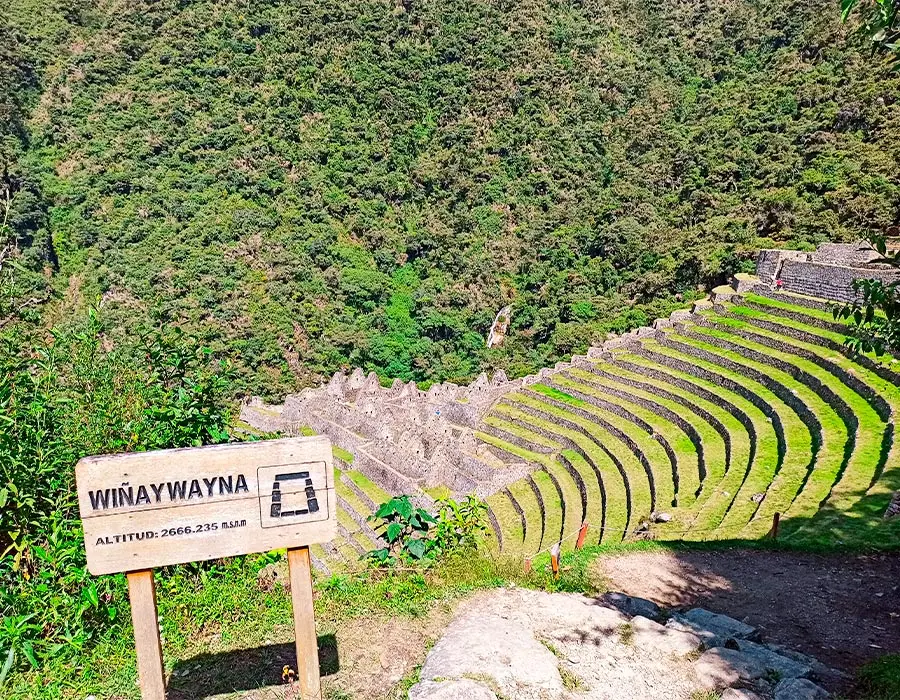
xmin=482 ymin=288 xmax=900 ymax=556
xmin=243 ymin=247 xmax=900 ymax=568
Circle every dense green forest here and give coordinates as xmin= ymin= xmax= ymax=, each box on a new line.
xmin=2 ymin=0 xmax=899 ymax=397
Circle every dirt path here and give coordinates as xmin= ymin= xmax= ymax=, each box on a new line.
xmin=594 ymin=549 xmax=900 ymax=680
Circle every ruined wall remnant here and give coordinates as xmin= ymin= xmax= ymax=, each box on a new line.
xmin=241 ymin=367 xmax=532 ymax=501
xmin=755 ymin=241 xmax=900 ymax=303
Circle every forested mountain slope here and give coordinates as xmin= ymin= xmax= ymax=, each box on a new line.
xmin=3 ymin=0 xmax=899 ymax=396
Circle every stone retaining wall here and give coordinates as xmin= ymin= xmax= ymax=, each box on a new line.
xmin=756 ymin=243 xmax=900 ymax=303
xmin=546 ymin=377 xmax=683 ymax=502
xmin=568 ymin=370 xmax=709 ymax=491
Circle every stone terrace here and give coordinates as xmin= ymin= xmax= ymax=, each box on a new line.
xmin=242 ymin=243 xmax=900 ymax=572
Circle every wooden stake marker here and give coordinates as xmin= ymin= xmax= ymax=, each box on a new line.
xmin=76 ymin=436 xmax=337 ymax=700
xmin=575 ymin=522 xmax=589 ymax=550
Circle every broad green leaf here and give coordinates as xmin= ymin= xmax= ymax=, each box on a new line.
xmin=386 ymin=522 xmax=402 ymax=543
xmin=0 ymin=648 xmax=14 ymax=687
xmin=406 ymin=538 xmax=426 ymax=559
xmin=396 ymin=497 xmax=413 ymax=520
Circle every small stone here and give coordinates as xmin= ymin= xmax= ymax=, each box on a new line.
xmin=750 ymin=493 xmax=765 ymax=503
xmin=774 ymin=678 xmax=830 ymax=699
xmin=683 ymin=608 xmax=757 ymax=641
xmin=721 ymin=690 xmax=762 ymax=700
xmin=602 ymin=592 xmax=662 ymax=620
xmin=652 ymin=511 xmax=673 ymax=523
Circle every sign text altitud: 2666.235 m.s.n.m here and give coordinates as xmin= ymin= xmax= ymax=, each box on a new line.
xmin=76 ymin=436 xmax=337 ymax=575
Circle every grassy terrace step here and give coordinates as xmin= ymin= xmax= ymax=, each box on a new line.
xmin=552 ymin=371 xmax=702 ymax=510
xmin=570 ymin=364 xmax=726 ymax=511
xmin=475 ymin=426 xmax=557 ymax=468
xmin=336 ymin=508 xmax=377 ymax=554
xmin=333 ymin=445 xmax=355 ymax=464
xmin=703 ymin=310 xmax=889 ymax=520
xmin=485 ymin=490 xmax=523 ymax=555
xmin=336 ymin=479 xmax=376 ymax=525
xmin=659 ymin=326 xmax=827 ymax=539
xmin=491 ymin=401 xmax=629 ymax=543
xmin=506 ymin=477 xmax=544 ymax=554
xmin=743 ymin=292 xmax=846 ymax=332
xmin=531 ymin=469 xmax=564 ymax=550
xmin=481 ymin=416 xmax=563 ymax=454
xmin=527 ymin=384 xmax=675 ymax=515
xmin=758 ymin=290 xmax=834 ymax=313
xmin=726 ymin=303 xmax=900 ymax=496
xmin=618 ymin=345 xmax=784 ymax=539
xmin=498 ymin=393 xmax=650 ymax=536
xmin=309 ymin=543 xmax=332 ymax=575
xmin=561 ymin=449 xmax=604 ymax=541
xmin=344 ymin=469 xmax=391 ymax=506
xmin=542 ymin=459 xmax=585 ymax=549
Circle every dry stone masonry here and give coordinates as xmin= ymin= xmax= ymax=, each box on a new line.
xmin=241 ymin=242 xmax=900 ymax=568
xmin=755 ymin=240 xmax=900 ymax=303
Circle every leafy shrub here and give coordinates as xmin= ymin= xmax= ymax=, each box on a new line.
xmin=366 ymin=494 xmax=489 ymax=566
xmin=0 ymin=310 xmax=232 ymax=677
xmin=833 ymin=235 xmax=900 ymax=357
xmin=433 ymin=495 xmax=489 ymax=554
xmin=366 ymin=496 xmax=437 ymax=565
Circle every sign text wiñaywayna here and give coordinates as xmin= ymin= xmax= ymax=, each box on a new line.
xmin=88 ymin=474 xmax=250 ymax=511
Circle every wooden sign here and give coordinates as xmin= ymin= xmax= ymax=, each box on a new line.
xmin=76 ymin=436 xmax=336 ymax=700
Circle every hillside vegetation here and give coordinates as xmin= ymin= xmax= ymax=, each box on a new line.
xmin=2 ymin=0 xmax=900 ymax=396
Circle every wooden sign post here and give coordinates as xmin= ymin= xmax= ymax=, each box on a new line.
xmin=76 ymin=436 xmax=337 ymax=700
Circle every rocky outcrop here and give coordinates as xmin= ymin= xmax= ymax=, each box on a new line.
xmin=407 ymin=589 xmax=836 ymax=700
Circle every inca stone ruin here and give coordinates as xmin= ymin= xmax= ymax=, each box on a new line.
xmin=241 ymin=241 xmax=900 ymax=573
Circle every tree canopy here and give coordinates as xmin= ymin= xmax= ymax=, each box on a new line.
xmin=2 ymin=0 xmax=899 ymax=397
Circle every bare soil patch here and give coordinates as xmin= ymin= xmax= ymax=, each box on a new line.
xmin=174 ymin=605 xmax=454 ymax=700
xmin=594 ymin=549 xmax=900 ymax=679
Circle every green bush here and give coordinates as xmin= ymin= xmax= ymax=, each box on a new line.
xmin=0 ymin=311 xmax=232 ymax=677
xmin=366 ymin=494 xmax=489 ymax=566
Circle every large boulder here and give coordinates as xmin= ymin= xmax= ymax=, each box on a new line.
xmin=408 ymin=679 xmax=498 ymax=699
xmin=630 ymin=615 xmax=702 ymax=657
xmin=774 ymin=678 xmax=830 ymax=699
xmin=417 ymin=613 xmax=564 ymax=699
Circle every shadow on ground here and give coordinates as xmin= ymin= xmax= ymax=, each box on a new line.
xmin=594 ymin=545 xmax=900 ymax=694
xmin=166 ymin=633 xmax=338 ymax=699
